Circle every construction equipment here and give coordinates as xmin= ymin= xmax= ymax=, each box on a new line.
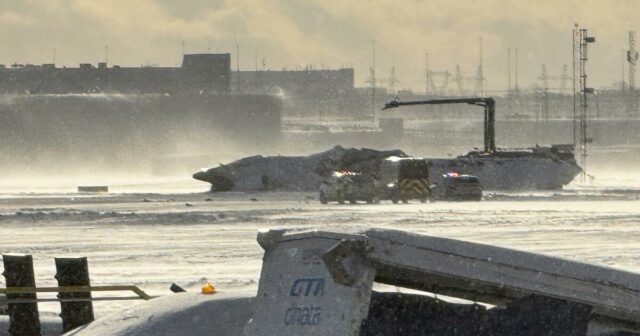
xmin=383 ymin=96 xmax=496 ymax=153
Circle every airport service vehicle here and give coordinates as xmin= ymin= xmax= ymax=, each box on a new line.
xmin=379 ymin=157 xmax=431 ymax=203
xmin=432 ymin=172 xmax=483 ymax=201
xmin=318 ymin=171 xmax=382 ymax=204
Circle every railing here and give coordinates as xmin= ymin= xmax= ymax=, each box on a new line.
xmin=0 ymin=285 xmax=155 ymax=303
xmin=1 ymin=254 xmax=157 ymax=336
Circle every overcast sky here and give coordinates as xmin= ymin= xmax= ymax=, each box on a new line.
xmin=1 ymin=0 xmax=638 ymax=93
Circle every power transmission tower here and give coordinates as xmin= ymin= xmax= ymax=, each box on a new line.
xmin=388 ymin=67 xmax=400 ymax=95
xmin=539 ymin=64 xmax=550 ymax=122
xmin=537 ymin=64 xmax=572 ymax=122
xmin=367 ymin=40 xmax=376 ymax=120
xmin=423 ymin=52 xmax=451 ymax=96
xmin=427 ymin=70 xmax=451 ymax=95
xmin=452 ymin=65 xmax=464 ymax=95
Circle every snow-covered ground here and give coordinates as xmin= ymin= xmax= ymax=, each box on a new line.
xmin=1 ymin=183 xmax=640 ymax=319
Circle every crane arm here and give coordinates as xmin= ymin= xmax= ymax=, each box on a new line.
xmin=382 ymin=97 xmax=496 ymax=153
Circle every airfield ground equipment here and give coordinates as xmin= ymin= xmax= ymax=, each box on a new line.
xmin=379 ymin=157 xmax=431 ymax=203
xmin=318 ymin=171 xmax=382 ymax=204
xmin=383 ymin=96 xmax=496 ymax=153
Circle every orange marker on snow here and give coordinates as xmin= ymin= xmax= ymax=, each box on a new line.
xmin=201 ymin=283 xmax=216 ymax=295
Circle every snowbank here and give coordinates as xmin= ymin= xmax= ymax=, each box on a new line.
xmin=0 ymin=316 xmax=62 ymax=336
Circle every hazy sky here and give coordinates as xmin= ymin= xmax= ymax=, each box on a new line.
xmin=1 ymin=0 xmax=638 ymax=93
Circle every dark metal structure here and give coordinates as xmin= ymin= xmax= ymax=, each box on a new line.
xmin=55 ymin=257 xmax=95 ymax=332
xmin=382 ymin=97 xmax=496 ymax=153
xmin=2 ymin=255 xmax=40 ymax=336
xmin=1 ymin=255 xmax=156 ymax=334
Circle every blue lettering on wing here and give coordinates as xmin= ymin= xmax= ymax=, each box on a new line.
xmin=289 ymin=278 xmax=325 ymax=297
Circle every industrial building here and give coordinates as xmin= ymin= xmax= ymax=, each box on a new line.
xmin=0 ymin=53 xmax=231 ymax=94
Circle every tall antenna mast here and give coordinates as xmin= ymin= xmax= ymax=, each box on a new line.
xmin=578 ymin=28 xmax=596 ymax=183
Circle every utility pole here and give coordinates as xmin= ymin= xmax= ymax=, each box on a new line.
xmin=507 ymin=48 xmax=512 ymax=112
xmin=453 ymin=65 xmax=464 ymax=95
xmin=622 ymin=49 xmax=626 ymax=92
xmin=254 ymin=50 xmax=258 ymax=71
xmin=388 ymin=67 xmax=399 ymax=95
xmin=507 ymin=48 xmax=511 ymax=93
xmin=514 ymin=47 xmax=519 ymax=94
xmin=572 ymin=25 xmax=580 ymax=148
xmin=371 ymin=39 xmax=376 ymax=120
xmin=627 ymin=31 xmax=638 ymax=115
xmin=628 ymin=31 xmax=637 ymax=91
xmin=479 ymin=36 xmax=484 ymax=96
xmin=236 ymin=45 xmax=240 ymax=72
xmin=560 ymin=64 xmax=570 ymax=92
xmin=425 ymin=52 xmax=430 ymax=96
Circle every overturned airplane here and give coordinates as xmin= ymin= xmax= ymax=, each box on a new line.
xmin=193 ymin=145 xmax=581 ymax=192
